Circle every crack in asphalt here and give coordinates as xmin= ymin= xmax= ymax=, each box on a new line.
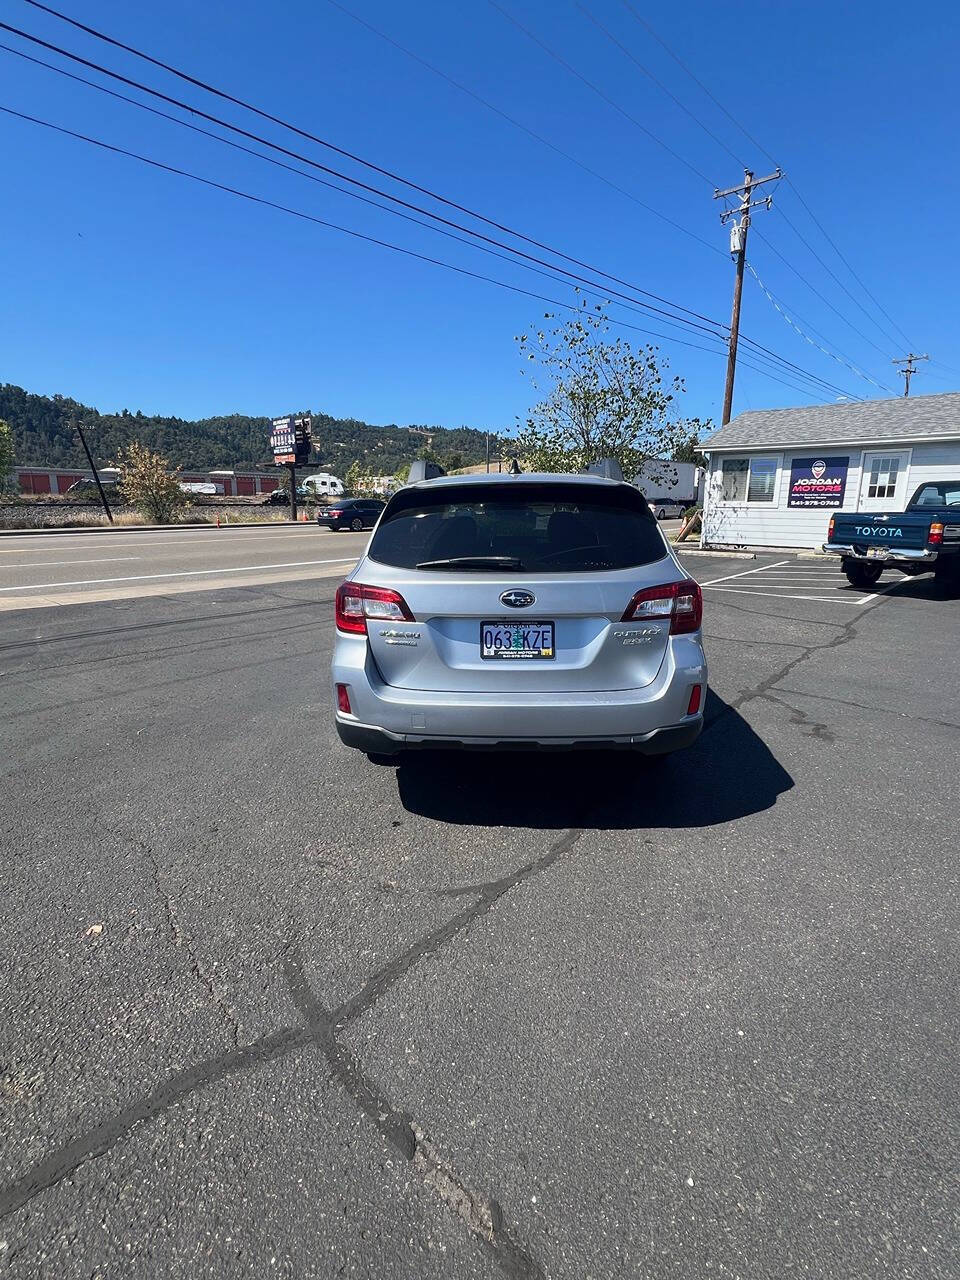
xmin=774 ymin=684 xmax=960 ymax=733
xmin=0 ymin=825 xmax=583 ymax=1278
xmin=285 ymin=952 xmax=545 ymax=1279
xmin=755 ymin=691 xmax=835 ymax=743
xmin=141 ymin=842 xmax=242 ymax=1051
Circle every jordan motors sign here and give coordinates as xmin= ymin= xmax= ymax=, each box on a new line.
xmin=787 ymin=455 xmax=850 ymax=508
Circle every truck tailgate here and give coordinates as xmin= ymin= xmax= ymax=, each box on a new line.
xmin=830 ymin=512 xmax=932 ymax=550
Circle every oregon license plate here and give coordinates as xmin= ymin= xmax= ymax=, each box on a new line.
xmin=865 ymin=546 xmax=889 ymax=560
xmin=480 ymin=620 xmax=555 ymax=660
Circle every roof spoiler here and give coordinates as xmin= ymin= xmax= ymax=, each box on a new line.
xmin=583 ymin=458 xmax=624 ymax=482
xmin=406 ymin=459 xmax=446 ymax=483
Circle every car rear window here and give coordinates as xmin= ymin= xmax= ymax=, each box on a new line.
xmin=368 ymin=482 xmax=666 ymax=572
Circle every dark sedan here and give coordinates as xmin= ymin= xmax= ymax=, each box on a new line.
xmin=317 ymin=498 xmax=385 ymax=531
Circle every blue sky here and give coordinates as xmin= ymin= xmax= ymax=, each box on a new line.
xmin=1 ymin=0 xmax=958 ymax=434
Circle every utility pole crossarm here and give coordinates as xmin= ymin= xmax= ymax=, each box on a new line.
xmin=713 ymin=167 xmax=781 ymax=202
xmin=892 ymin=352 xmax=929 ymax=397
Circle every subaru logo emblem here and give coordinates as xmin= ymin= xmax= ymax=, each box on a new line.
xmin=500 ymin=589 xmax=535 ymax=608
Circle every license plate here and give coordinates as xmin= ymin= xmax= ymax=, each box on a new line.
xmin=481 ymin=620 xmax=555 ymax=660
xmin=865 ymin=547 xmax=889 ymax=560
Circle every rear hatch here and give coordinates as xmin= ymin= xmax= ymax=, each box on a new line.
xmin=355 ymin=479 xmax=680 ymax=694
xmin=830 ymin=511 xmax=935 ymax=552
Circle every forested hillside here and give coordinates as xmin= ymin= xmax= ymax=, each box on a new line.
xmin=1 ymin=384 xmax=491 ymax=476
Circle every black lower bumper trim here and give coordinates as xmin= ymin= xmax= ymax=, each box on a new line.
xmin=335 ymin=719 xmax=702 ymax=757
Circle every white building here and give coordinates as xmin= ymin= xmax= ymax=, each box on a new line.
xmin=701 ymin=393 xmax=960 ymax=550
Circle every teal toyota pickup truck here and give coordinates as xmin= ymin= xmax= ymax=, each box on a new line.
xmin=823 ymin=479 xmax=960 ymax=587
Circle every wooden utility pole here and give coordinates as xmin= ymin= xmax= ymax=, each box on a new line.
xmin=715 ymin=167 xmax=782 ymax=424
xmin=892 ymin=353 xmax=928 ymax=396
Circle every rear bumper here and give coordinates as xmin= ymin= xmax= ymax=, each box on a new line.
xmin=336 ymin=717 xmax=702 ymax=755
xmin=821 ymin=542 xmax=937 ymax=562
xmin=332 ymin=632 xmax=706 ymax=753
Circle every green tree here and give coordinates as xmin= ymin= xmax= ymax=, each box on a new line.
xmin=672 ymin=424 xmax=710 ymax=469
xmin=514 ymin=300 xmax=696 ymax=478
xmin=0 ymin=418 xmax=13 ymax=488
xmin=116 ymin=442 xmax=188 ymax=524
xmin=345 ymin=459 xmax=364 ymax=491
xmin=394 ymin=462 xmax=411 ymax=485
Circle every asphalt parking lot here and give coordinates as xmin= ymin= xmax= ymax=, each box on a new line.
xmin=0 ymin=540 xmax=957 ymax=1279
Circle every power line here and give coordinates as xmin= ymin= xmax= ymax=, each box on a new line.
xmin=575 ymin=3 xmax=747 ymax=170
xmin=487 ymin=0 xmax=717 ymax=187
xmin=0 ymin=18 xmax=727 ymax=338
xmin=8 ymin=7 xmax=719 ymax=325
xmin=738 ymin=332 xmax=862 ymax=401
xmin=751 ymin=228 xmax=893 ymax=361
xmin=1 ymin=101 xmax=851 ymax=407
xmin=782 ymin=180 xmax=915 ymax=349
xmin=7 ymin=7 xmax=859 ymax=405
xmin=324 ymin=0 xmax=724 ymax=258
xmin=773 ymin=205 xmax=900 ymax=351
xmin=0 ymin=103 xmax=727 ymax=355
xmin=0 ymin=41 xmax=731 ymax=348
xmin=745 ymin=261 xmax=894 ymax=393
xmin=619 ymin=3 xmax=913 ymax=357
xmin=620 ymin=0 xmax=779 ymax=167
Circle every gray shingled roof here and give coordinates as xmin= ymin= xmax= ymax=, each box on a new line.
xmin=704 ymin=392 xmax=960 ymax=451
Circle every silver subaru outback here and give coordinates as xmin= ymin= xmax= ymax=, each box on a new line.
xmin=331 ymin=471 xmax=706 ymax=756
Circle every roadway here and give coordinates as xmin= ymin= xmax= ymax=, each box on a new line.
xmin=0 ymin=524 xmax=372 ymax=610
xmin=0 ymin=547 xmax=956 ymax=1278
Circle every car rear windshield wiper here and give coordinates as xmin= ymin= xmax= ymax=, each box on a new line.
xmin=415 ymin=555 xmax=526 ymax=571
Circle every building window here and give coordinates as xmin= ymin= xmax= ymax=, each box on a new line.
xmin=720 ymin=458 xmax=748 ymax=502
xmin=747 ymin=457 xmax=778 ymax=503
xmin=719 ymin=456 xmax=778 ymax=503
xmin=867 ymin=456 xmax=900 ymax=499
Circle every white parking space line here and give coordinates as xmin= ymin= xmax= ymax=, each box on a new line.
xmin=704 ymin=581 xmax=852 ymax=590
xmin=0 ymin=557 xmax=356 ymax=592
xmin=703 ymin=585 xmax=869 ymax=604
xmin=698 ymin=559 xmax=791 ymax=587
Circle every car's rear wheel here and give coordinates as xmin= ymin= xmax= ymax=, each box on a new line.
xmin=843 ymin=559 xmax=883 ymax=589
xmin=657 ymin=508 xmax=666 ymax=520
xmin=350 ymin=517 xmax=364 ymax=532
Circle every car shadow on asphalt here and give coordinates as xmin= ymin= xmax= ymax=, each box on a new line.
xmin=392 ymin=690 xmax=793 ymax=829
xmin=880 ymin=573 xmax=960 ymax=601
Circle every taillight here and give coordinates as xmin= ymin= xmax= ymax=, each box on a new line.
xmin=621 ymin=579 xmax=702 ymax=635
xmin=929 ymin=521 xmax=944 ymax=546
xmin=328 ymin=509 xmax=342 ymax=517
xmin=686 ymin=685 xmax=703 ymax=716
xmin=335 ymin=581 xmax=415 ymax=634
xmin=828 ymin=515 xmax=835 ymax=540
xmin=336 ymin=683 xmax=352 ymax=714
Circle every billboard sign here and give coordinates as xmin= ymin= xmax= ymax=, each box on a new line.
xmin=271 ymin=415 xmax=312 ymax=464
xmin=787 ymin=455 xmax=850 ymax=508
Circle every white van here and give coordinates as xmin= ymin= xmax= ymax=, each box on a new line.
xmin=301 ymin=473 xmax=344 ymax=498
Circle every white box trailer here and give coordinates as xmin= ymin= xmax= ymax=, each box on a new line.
xmin=632 ymin=460 xmax=702 ymax=508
